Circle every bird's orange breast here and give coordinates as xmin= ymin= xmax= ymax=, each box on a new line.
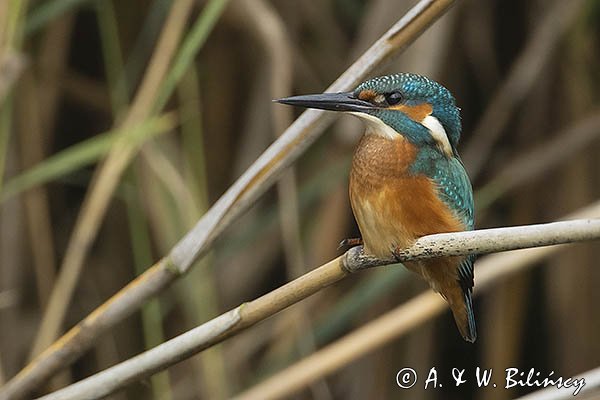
xmin=349 ymin=134 xmax=464 ymax=259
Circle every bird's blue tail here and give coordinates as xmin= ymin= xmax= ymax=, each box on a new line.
xmin=454 ymin=256 xmax=476 ymax=342
xmin=446 ymin=284 xmax=476 ymax=342
xmin=462 ymin=291 xmax=477 ymax=343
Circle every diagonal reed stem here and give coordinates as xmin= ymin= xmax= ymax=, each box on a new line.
xmin=37 ymin=216 xmax=600 ymax=400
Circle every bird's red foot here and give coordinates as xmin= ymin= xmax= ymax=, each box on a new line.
xmin=392 ymin=247 xmax=402 ymax=262
xmin=338 ymin=237 xmax=363 ymax=250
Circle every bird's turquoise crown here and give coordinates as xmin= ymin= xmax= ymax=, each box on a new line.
xmin=355 ymin=73 xmax=462 ymax=151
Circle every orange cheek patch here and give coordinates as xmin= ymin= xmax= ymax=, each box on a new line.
xmin=390 ymin=103 xmax=433 ymax=122
xmin=358 ymin=89 xmax=377 ymax=101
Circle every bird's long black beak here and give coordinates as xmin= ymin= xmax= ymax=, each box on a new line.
xmin=275 ymin=92 xmax=373 ymax=113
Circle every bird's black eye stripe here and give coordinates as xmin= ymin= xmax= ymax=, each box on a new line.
xmin=384 ymin=91 xmax=403 ymax=106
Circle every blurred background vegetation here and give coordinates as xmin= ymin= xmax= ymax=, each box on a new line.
xmin=0 ymin=0 xmax=599 ymax=399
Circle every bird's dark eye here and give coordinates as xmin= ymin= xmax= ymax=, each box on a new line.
xmin=385 ymin=91 xmax=403 ymax=106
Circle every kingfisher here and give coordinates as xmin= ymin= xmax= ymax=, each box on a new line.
xmin=276 ymin=73 xmax=476 ymax=342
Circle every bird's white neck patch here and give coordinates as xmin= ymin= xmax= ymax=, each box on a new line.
xmin=421 ymin=115 xmax=453 ymax=157
xmin=348 ymin=112 xmax=399 ymax=140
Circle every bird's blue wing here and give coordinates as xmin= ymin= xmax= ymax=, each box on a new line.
xmin=432 ymin=157 xmax=476 ymax=339
xmin=431 ymin=156 xmax=475 ymax=281
xmin=432 ymin=157 xmax=474 ymax=230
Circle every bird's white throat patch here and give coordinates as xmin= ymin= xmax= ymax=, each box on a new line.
xmin=348 ymin=112 xmax=399 ymax=140
xmin=421 ymin=115 xmax=453 ymax=156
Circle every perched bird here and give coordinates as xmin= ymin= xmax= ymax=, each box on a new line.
xmin=276 ymin=73 xmax=476 ymax=342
